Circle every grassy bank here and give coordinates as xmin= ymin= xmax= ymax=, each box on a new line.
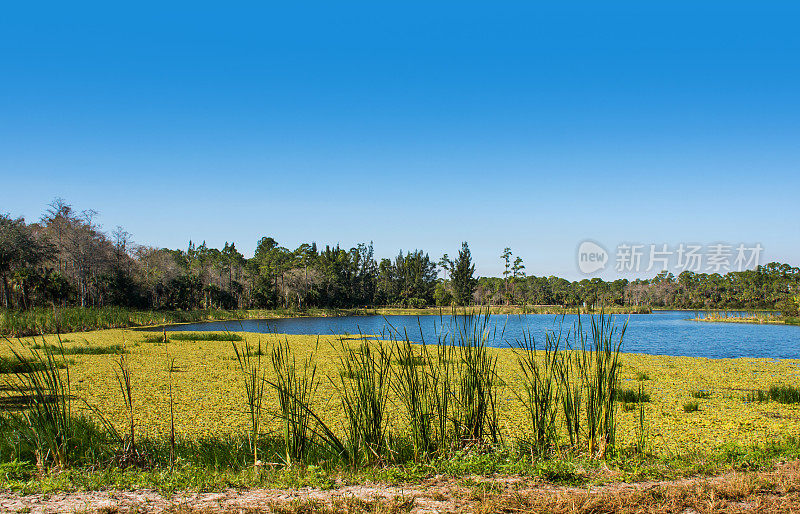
xmin=0 ymin=305 xmax=652 ymax=336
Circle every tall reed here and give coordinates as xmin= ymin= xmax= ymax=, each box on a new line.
xmin=573 ymin=314 xmax=626 ymax=458
xmin=336 ymin=337 xmax=392 ymax=465
xmin=114 ymin=352 xmax=135 ymax=454
xmin=391 ymin=332 xmax=442 ymax=460
xmin=514 ymin=324 xmax=563 ymax=456
xmin=636 ymin=383 xmax=648 ymax=455
xmin=4 ymin=335 xmax=74 ymax=469
xmin=557 ymin=345 xmax=582 ymax=449
xmin=270 ymin=337 xmax=320 ymax=465
xmin=232 ymin=338 xmax=267 ymax=466
xmin=444 ymin=310 xmax=500 ymax=446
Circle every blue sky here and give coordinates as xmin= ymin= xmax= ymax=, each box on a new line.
xmin=1 ymin=2 xmax=798 ymax=279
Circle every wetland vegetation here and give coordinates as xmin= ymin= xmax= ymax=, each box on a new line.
xmin=0 ymin=311 xmax=799 ymax=497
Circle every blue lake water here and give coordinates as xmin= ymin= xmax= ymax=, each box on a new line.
xmin=142 ymin=311 xmax=800 ymax=360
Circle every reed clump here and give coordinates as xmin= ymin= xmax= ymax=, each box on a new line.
xmin=746 ymin=385 xmax=800 ymax=404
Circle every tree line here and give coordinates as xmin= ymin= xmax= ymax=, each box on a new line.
xmin=1 ymin=200 xmax=797 ymax=315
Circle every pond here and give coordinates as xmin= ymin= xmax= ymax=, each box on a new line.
xmin=141 ymin=310 xmax=800 ymax=359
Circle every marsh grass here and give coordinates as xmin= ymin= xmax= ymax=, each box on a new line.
xmin=169 ymin=332 xmax=243 ymax=342
xmin=0 ymin=356 xmax=65 ymax=374
xmin=0 ymin=307 xmax=256 ymax=337
xmin=769 ymin=385 xmax=800 ymax=404
xmin=30 ymin=342 xmax=126 ymax=355
xmin=744 ymin=385 xmax=800 ymax=404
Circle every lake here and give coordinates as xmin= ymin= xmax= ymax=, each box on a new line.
xmin=141 ymin=310 xmax=800 ymax=359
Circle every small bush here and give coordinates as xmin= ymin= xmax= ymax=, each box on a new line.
xmin=617 ymin=387 xmax=650 ymax=403
xmin=691 ymin=390 xmax=712 ymax=399
xmin=622 ymin=402 xmax=637 ymax=412
xmin=683 ymin=401 xmax=700 ymax=413
xmin=635 ymin=371 xmax=650 ymax=381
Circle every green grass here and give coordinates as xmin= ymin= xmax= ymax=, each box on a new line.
xmin=691 ymin=390 xmax=712 ymax=399
xmin=1 ymin=434 xmax=799 ymax=494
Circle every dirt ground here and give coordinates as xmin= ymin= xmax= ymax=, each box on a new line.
xmin=3 ymin=462 xmax=800 ymax=513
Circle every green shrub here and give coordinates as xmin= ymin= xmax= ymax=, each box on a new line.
xmin=769 ymin=385 xmax=800 ymax=404
xmin=617 ymin=387 xmax=650 ymax=403
xmin=691 ymin=390 xmax=712 ymax=399
xmin=683 ymin=401 xmax=700 ymax=413
xmin=743 ymin=385 xmax=800 ymax=404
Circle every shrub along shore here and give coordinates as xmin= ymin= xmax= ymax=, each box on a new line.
xmin=1 ymin=311 xmax=799 ymax=494
xmin=691 ymin=310 xmax=800 ymax=325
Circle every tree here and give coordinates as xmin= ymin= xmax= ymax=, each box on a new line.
xmin=511 ymin=256 xmax=525 ymax=304
xmin=0 ymin=214 xmax=54 ymax=308
xmin=438 ymin=254 xmax=452 ymax=279
xmin=451 ymin=242 xmax=477 ymax=306
xmin=501 ymin=247 xmax=512 ymax=304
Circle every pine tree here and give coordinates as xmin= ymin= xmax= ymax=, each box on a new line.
xmin=452 ymin=242 xmax=477 ymax=306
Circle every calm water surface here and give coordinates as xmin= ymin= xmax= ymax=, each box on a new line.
xmin=144 ymin=311 xmax=800 ymax=359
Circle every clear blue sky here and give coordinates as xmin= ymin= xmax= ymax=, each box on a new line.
xmin=1 ymin=2 xmax=798 ymax=279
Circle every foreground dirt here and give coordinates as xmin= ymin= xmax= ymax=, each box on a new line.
xmin=3 ymin=462 xmax=800 ymax=513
